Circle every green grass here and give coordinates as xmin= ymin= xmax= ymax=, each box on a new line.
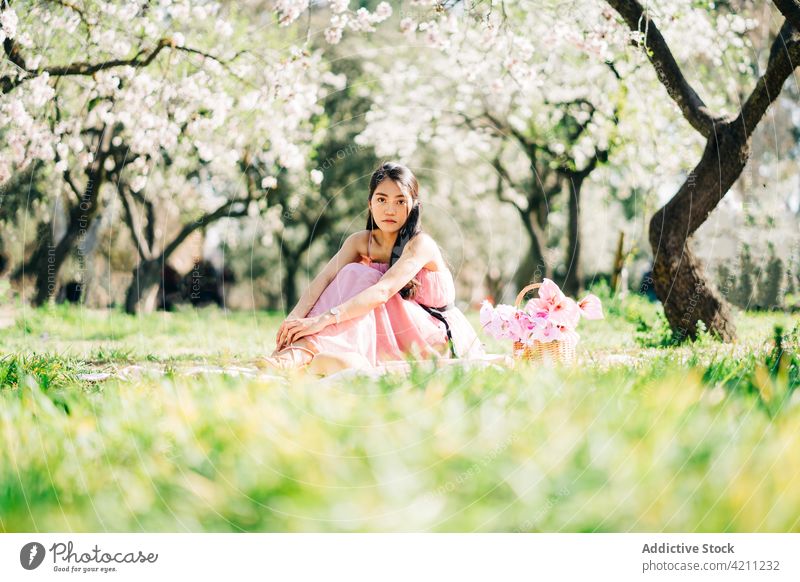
xmin=0 ymin=299 xmax=799 ymax=532
xmin=2 ymin=303 xmax=286 ymax=364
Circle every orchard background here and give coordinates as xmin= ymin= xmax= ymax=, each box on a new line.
xmin=1 ymin=0 xmax=799 ymax=532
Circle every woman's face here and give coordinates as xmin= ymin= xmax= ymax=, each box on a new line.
xmin=369 ymin=179 xmax=413 ymax=233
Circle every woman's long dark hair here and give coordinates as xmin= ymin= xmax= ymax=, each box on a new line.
xmin=366 ymin=161 xmax=422 ymax=299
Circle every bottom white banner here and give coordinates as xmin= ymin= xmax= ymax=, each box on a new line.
xmin=0 ymin=533 xmax=797 ymax=581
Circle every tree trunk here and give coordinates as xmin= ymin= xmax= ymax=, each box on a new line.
xmin=282 ymin=255 xmax=299 ymax=312
xmin=31 ymin=201 xmax=98 ymax=306
xmin=649 ymin=122 xmax=747 ymax=341
xmin=0 ymin=232 xmax=7 ymax=276
xmin=278 ymin=219 xmax=331 ymax=314
xmin=120 ymin=190 xmax=249 ymax=314
xmin=124 ymin=260 xmax=163 ymax=315
xmin=12 ymin=221 xmax=52 ymax=282
xmin=610 ymin=231 xmax=625 ymax=292
xmin=512 ymin=219 xmax=549 ymax=294
xmin=29 ymin=128 xmax=112 ymax=306
xmin=532 ymin=193 xmax=549 ymax=232
xmin=606 ymin=3 xmax=800 ymax=343
xmin=563 ymin=177 xmax=583 ymax=297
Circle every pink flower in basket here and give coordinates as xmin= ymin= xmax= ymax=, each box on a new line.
xmin=526 ymin=278 xmax=580 ymax=328
xmin=577 ymin=293 xmax=604 ymax=320
xmin=530 ymin=319 xmax=564 ymax=343
xmin=480 ymin=301 xmax=524 ymax=340
xmin=480 ymin=279 xmax=604 ymax=349
xmin=512 ymin=311 xmax=540 ymax=345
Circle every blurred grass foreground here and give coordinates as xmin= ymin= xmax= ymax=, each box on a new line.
xmin=1 ymin=292 xmax=799 ymax=532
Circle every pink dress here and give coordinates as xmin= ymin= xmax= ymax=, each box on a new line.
xmin=303 ymin=237 xmax=486 ymax=367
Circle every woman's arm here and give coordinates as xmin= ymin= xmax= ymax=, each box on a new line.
xmin=276 ymin=231 xmax=366 ymax=348
xmin=286 ymin=231 xmax=366 ymax=319
xmin=330 ymin=234 xmax=436 ymax=323
xmin=282 ymin=234 xmax=438 ymax=345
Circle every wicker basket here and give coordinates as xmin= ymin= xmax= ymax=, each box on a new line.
xmin=512 ymin=283 xmax=576 ymax=365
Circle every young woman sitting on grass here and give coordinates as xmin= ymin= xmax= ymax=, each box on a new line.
xmin=258 ymin=161 xmax=486 ymax=375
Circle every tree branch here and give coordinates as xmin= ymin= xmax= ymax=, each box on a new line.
xmin=1 ymin=36 xmax=26 ymax=93
xmin=773 ymin=0 xmax=800 ymax=33
xmin=42 ymin=38 xmax=172 ymax=77
xmin=128 ymin=188 xmax=157 ymax=252
xmin=490 ymin=155 xmax=526 ymax=212
xmin=117 ymin=181 xmax=152 ymax=260
xmin=739 ymin=20 xmax=800 ymax=138
xmin=606 ymin=0 xmax=719 ymax=137
xmin=159 ymin=199 xmax=248 ymax=262
xmin=492 ymin=167 xmax=519 ymax=208
xmin=557 ymin=99 xmax=596 ymax=143
xmin=563 ymin=148 xmax=609 ymax=181
xmin=3 ymin=37 xmax=179 ymax=94
xmin=49 ymin=99 xmax=84 ymax=205
xmin=60 ymin=166 xmax=84 ymax=206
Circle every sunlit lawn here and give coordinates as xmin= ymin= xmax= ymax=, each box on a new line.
xmin=1 ymin=293 xmax=793 ymax=365
xmin=1 ymin=295 xmax=799 ymax=532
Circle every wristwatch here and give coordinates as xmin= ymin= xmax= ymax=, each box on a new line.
xmin=328 ymin=306 xmax=341 ymax=325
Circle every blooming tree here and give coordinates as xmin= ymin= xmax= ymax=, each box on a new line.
xmin=604 ymin=0 xmax=800 ymax=340
xmin=355 ymin=0 xmax=790 ymax=342
xmin=354 ymin=1 xmax=689 ymax=296
xmin=0 ymin=0 xmax=392 ymax=308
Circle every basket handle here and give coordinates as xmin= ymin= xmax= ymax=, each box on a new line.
xmin=514 ymin=283 xmax=541 ymax=309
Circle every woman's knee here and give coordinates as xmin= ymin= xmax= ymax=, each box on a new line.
xmin=337 ymin=262 xmax=381 ymax=281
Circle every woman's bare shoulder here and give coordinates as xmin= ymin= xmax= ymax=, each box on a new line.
xmin=409 ymin=232 xmax=445 ymax=271
xmin=347 ymin=229 xmax=372 ymax=256
xmin=409 ymin=232 xmax=439 ymax=251
xmin=342 ymin=230 xmax=370 ymax=246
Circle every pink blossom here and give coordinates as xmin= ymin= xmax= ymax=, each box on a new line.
xmin=400 ymin=17 xmax=417 ymax=35
xmin=548 ymin=296 xmax=580 ymax=328
xmin=526 ymin=279 xmax=580 ymax=328
xmin=530 ymin=319 xmax=563 ymax=343
xmin=489 ymin=304 xmax=521 ymax=340
xmin=521 ymin=311 xmax=550 ymax=344
xmin=329 ymin=0 xmax=349 ymax=14
xmin=538 ymin=278 xmax=565 ymax=306
xmin=577 ymin=293 xmax=604 ymax=320
xmin=324 ymin=26 xmax=344 ymax=44
xmin=481 ymin=302 xmax=527 ymax=341
xmin=0 ymin=161 xmax=10 ymax=185
xmin=525 ymin=278 xmax=565 ymax=313
xmin=481 ymin=284 xmax=601 ymax=348
xmin=516 ymin=311 xmax=539 ymax=343
xmin=523 ymin=298 xmax=549 ymax=318
xmin=276 ymin=0 xmax=310 ymax=26
xmin=0 ymin=8 xmax=18 ymax=40
xmin=373 ymin=2 xmax=392 ymax=21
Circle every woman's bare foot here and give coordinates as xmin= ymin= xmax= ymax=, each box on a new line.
xmin=255 ymin=343 xmax=316 ymax=371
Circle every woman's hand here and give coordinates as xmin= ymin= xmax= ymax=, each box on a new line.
xmin=277 ymin=314 xmax=330 ymax=349
xmin=276 ymin=314 xmax=300 ymax=349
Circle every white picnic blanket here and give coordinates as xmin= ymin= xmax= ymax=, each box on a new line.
xmin=318 ymin=353 xmax=514 ymax=383
xmin=76 ymin=354 xmax=513 ymax=384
